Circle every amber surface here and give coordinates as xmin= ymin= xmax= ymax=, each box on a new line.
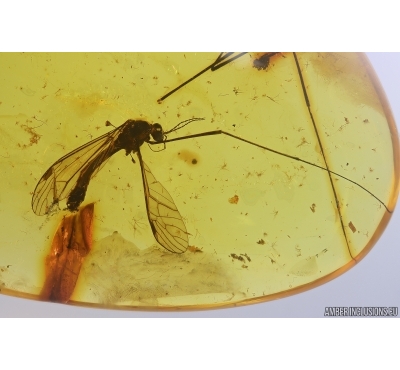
xmin=0 ymin=53 xmax=398 ymax=310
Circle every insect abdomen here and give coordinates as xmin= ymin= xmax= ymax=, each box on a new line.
xmin=67 ymin=185 xmax=88 ymax=212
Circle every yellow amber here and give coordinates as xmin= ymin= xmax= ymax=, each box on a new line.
xmin=0 ymin=53 xmax=398 ymax=310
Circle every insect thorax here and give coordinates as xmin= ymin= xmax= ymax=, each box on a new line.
xmin=118 ymin=119 xmax=154 ymax=153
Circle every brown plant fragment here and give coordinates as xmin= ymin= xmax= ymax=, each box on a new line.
xmin=228 ymin=195 xmax=239 ymax=204
xmin=348 ymin=221 xmax=357 ymax=233
xmin=40 ymin=203 xmax=94 ymax=303
xmin=188 ymin=245 xmax=203 ymax=253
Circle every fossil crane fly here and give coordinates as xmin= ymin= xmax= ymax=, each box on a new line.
xmin=31 ymin=52 xmax=392 ymax=260
xmin=31 ymin=113 xmax=390 ymax=258
xmin=31 ymin=118 xmax=204 ymax=254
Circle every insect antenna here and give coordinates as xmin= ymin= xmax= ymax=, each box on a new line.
xmin=147 ymin=118 xmax=204 ymax=152
xmin=163 ymin=117 xmax=205 ymax=135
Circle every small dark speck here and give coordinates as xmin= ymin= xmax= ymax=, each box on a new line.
xmin=192 ymin=159 xmax=198 ymax=165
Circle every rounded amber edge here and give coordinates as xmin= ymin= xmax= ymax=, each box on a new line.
xmin=1 ymin=53 xmax=399 ymax=312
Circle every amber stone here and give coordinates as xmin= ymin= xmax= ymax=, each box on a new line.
xmin=0 ymin=53 xmax=398 ymax=310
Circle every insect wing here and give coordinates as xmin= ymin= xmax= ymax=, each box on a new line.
xmin=138 ymin=151 xmax=188 ymax=253
xmin=32 ymin=126 xmax=124 ymax=215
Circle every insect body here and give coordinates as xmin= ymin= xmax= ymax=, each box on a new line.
xmin=31 ymin=118 xmax=202 ymax=253
xmin=66 ymin=120 xmax=163 ymax=213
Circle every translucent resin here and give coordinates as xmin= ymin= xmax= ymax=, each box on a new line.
xmin=0 ymin=52 xmax=398 ymax=310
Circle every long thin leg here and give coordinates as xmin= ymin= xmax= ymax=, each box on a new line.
xmin=148 ymin=130 xmax=390 ymax=213
xmin=158 ymin=52 xmax=247 ymax=102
